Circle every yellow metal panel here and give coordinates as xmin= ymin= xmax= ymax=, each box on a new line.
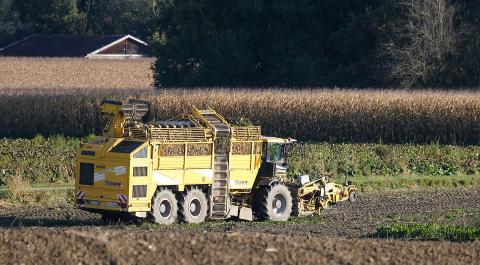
xmin=78 ymin=201 xmax=151 ymax=213
xmin=105 ymin=150 xmax=132 ymax=159
xmin=128 ymin=198 xmax=151 ymax=211
xmin=153 ymin=170 xmax=184 ymax=186
xmin=128 ymin=203 xmax=151 ymax=212
xmin=229 ymin=170 xmax=258 ymax=190
xmin=230 ymin=155 xmax=251 ymax=170
xmin=184 ymin=169 xmax=214 ymax=185
xmin=76 ymin=159 xmax=129 ymax=191
xmin=253 ymin=154 xmax=262 ymax=169
xmin=185 ymin=156 xmax=212 ymax=169
xmin=76 ymin=186 xmax=127 ymax=201
xmin=159 ymin=156 xmax=184 ymax=169
xmin=129 ymin=161 xmax=153 ymax=200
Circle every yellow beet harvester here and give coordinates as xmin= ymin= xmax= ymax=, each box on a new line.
xmin=75 ymin=99 xmax=356 ymax=224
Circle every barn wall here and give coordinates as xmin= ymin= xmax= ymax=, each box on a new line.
xmin=98 ymin=39 xmax=150 ymax=55
xmin=99 ymin=41 xmax=126 ymax=54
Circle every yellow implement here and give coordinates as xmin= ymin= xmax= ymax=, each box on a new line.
xmin=296 ymin=175 xmax=357 ymax=215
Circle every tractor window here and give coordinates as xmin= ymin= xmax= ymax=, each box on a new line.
xmin=133 ymin=146 xmax=148 ymax=158
xmin=111 ymin=141 xmax=143 ymax=153
xmin=266 ymin=143 xmax=285 ymax=163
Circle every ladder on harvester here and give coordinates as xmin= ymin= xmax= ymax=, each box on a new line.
xmin=192 ymin=107 xmax=231 ymax=218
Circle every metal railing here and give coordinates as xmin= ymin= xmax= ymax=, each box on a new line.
xmin=123 ymin=125 xmax=260 ymax=142
xmin=231 ymin=126 xmax=261 ymax=140
xmin=123 ymin=127 xmax=213 ymax=142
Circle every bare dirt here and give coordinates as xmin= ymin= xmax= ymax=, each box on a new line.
xmin=1 ymin=187 xmax=480 ymax=265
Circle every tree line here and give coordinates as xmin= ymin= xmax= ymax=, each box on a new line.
xmin=1 ymin=0 xmax=480 ymax=88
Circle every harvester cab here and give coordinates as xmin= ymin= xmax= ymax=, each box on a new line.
xmin=75 ymin=99 xmax=356 ymax=225
xmin=256 ymin=137 xmax=294 ymax=183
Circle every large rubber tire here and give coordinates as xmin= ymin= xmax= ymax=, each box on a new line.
xmin=253 ymin=184 xmax=293 ymax=221
xmin=178 ymin=188 xmax=208 ymax=224
xmin=150 ymin=189 xmax=178 ymax=225
xmin=348 ymin=191 xmax=357 ymax=203
xmin=290 ymin=186 xmax=300 ymax=217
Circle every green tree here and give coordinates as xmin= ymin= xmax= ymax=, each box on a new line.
xmin=153 ymin=0 xmax=383 ymax=88
xmin=449 ymin=1 xmax=480 ymax=87
xmin=14 ymin=0 xmax=86 ymax=35
xmin=378 ymin=0 xmax=458 ymax=88
xmin=0 ymin=0 xmax=22 ymax=47
xmin=77 ymin=0 xmax=159 ymax=40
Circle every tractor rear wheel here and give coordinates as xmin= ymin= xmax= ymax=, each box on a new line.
xmin=178 ymin=188 xmax=208 ymax=224
xmin=151 ymin=189 xmax=178 ymax=225
xmin=253 ymin=183 xmax=293 ymax=221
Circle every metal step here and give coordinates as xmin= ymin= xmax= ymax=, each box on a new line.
xmin=212 ymin=204 xmax=226 ymax=211
xmin=213 ymin=179 xmax=227 ymax=184
xmin=211 ymin=137 xmax=230 ymax=219
xmin=215 ymin=162 xmax=228 ymax=167
xmin=202 ymin=114 xmax=230 ymax=132
xmin=196 ymin=108 xmax=231 ymax=219
xmin=214 ymin=172 xmax=227 ymax=176
xmin=213 ymin=190 xmax=227 ymax=195
xmin=215 ymin=156 xmax=227 ymax=162
xmin=213 ymin=197 xmax=227 ymax=203
xmin=214 ymin=172 xmax=228 ymax=177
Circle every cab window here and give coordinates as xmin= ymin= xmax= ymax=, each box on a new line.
xmin=133 ymin=146 xmax=148 ymax=158
xmin=111 ymin=141 xmax=143 ymax=153
xmin=266 ymin=143 xmax=285 ymax=163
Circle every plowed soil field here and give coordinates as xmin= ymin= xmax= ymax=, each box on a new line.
xmin=1 ymin=188 xmax=480 ymax=265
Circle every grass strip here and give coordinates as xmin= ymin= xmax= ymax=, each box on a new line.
xmin=374 ymin=223 xmax=480 ymax=242
xmin=332 ymin=175 xmax=480 ymax=191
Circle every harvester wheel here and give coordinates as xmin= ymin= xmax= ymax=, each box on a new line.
xmin=348 ymin=191 xmax=357 ymax=203
xmin=253 ymin=183 xmax=293 ymax=221
xmin=178 ymin=188 xmax=208 ymax=224
xmin=290 ymin=187 xmax=300 ymax=217
xmin=151 ymin=189 xmax=178 ymax=225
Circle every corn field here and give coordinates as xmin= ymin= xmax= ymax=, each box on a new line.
xmin=0 ymin=87 xmax=479 ymax=144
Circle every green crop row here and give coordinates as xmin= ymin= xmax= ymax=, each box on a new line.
xmin=287 ymin=143 xmax=480 ymax=178
xmin=374 ymin=224 xmax=480 ymax=242
xmin=0 ymin=136 xmax=78 ymax=186
xmin=0 ymin=136 xmax=479 ymax=186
